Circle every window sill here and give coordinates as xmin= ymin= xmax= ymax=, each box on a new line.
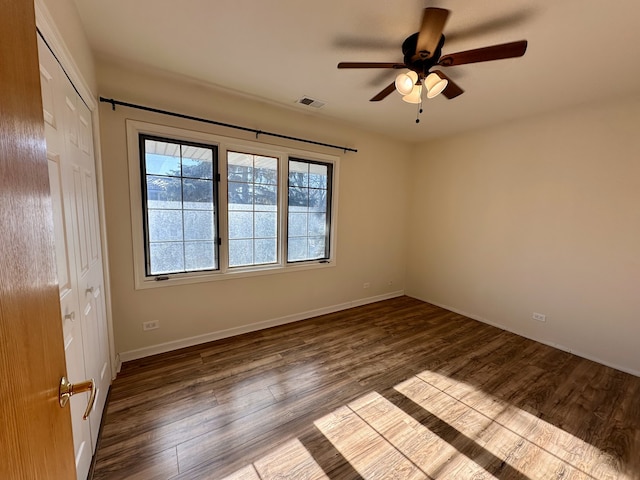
xmin=134 ymin=259 xmax=336 ymax=290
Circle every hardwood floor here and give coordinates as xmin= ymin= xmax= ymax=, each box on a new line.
xmin=92 ymin=296 xmax=640 ymax=479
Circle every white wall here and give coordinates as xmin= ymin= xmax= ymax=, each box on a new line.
xmin=97 ymin=59 xmax=409 ymax=358
xmin=406 ymin=97 xmax=640 ymax=375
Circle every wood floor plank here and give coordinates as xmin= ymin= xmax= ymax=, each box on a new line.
xmin=253 ymin=438 xmax=329 ymax=480
xmin=91 ymin=296 xmax=640 ymax=479
xmin=219 ymin=465 xmax=261 ymax=480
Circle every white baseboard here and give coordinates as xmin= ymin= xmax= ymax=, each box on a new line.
xmin=420 ymin=297 xmax=640 ymax=378
xmin=118 ymin=290 xmax=405 ymax=363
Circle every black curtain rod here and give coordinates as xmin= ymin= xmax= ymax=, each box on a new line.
xmin=99 ymin=97 xmax=358 ymax=154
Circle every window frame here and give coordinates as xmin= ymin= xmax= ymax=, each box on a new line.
xmin=226 ymin=149 xmax=280 ymax=269
xmin=139 ymin=133 xmax=221 ymax=277
xmin=287 ymin=157 xmax=334 ymax=264
xmin=126 ymin=120 xmax=339 ymax=290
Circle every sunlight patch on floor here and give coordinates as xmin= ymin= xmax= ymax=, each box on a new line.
xmin=314 ymin=402 xmax=428 ymax=479
xmin=221 ymin=438 xmax=328 ymax=480
xmin=396 ymin=371 xmax=620 ymax=480
xmin=339 ymin=391 xmax=497 ymax=479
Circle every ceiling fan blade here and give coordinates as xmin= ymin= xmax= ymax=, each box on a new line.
xmin=445 ymin=10 xmax=534 ymax=44
xmin=338 ymin=62 xmax=406 ymax=69
xmin=432 ymin=70 xmax=464 ymax=99
xmin=414 ymin=8 xmax=450 ymax=60
xmin=438 ymin=40 xmax=528 ymax=67
xmin=370 ymin=82 xmax=397 ymax=102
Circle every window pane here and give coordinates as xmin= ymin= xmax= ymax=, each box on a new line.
xmin=185 ymin=241 xmax=216 ymax=270
xmin=308 ymin=189 xmax=327 ymax=212
xmin=142 ymin=135 xmax=218 ymax=276
xmin=254 ymin=185 xmax=277 ymax=210
xmin=228 ymin=211 xmax=253 ymax=239
xmin=287 ymin=237 xmax=308 ymax=262
xmin=287 ymin=158 xmax=331 ymax=263
xmin=255 ymin=212 xmax=277 ymax=238
xmin=227 ymin=151 xmax=278 ymax=268
xmin=148 ymin=210 xmax=183 ymax=242
xmin=149 ymin=242 xmax=184 ymax=274
xmin=289 ymin=160 xmax=309 ymax=187
xmin=183 ymin=178 xmax=213 ymax=210
xmin=254 ymin=156 xmax=278 ymax=185
xmin=255 ymin=239 xmax=277 ymax=264
xmin=184 ymin=210 xmax=214 ymax=241
xmin=288 ymin=212 xmax=307 ymax=237
xmin=309 ymin=163 xmax=328 ymax=189
xmin=308 ymin=237 xmax=326 ymax=259
xmin=145 ymin=140 xmax=180 ymax=176
xmin=146 ymin=176 xmax=181 ymax=209
xmin=288 ymin=187 xmax=308 ymax=211
xmin=227 ymin=152 xmax=253 ymax=182
xmin=229 ymin=239 xmax=253 ymax=267
xmin=182 ymin=146 xmax=213 ymax=179
xmin=228 ymin=182 xmax=253 ymax=211
xmin=308 ymin=213 xmax=326 ymax=236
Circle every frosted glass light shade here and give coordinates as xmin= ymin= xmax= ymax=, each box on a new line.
xmin=425 ymin=72 xmax=448 ymax=99
xmin=402 ymin=84 xmax=422 ymax=104
xmin=395 ymin=71 xmax=418 ymax=96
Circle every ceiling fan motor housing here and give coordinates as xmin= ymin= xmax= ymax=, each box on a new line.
xmin=402 ymin=33 xmax=445 ymax=76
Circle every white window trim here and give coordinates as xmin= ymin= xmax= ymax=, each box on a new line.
xmin=126 ymin=119 xmax=339 ymax=290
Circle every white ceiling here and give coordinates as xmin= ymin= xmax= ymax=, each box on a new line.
xmin=73 ymin=0 xmax=640 ymax=142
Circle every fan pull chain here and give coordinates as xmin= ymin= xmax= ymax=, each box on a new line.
xmin=416 ymin=80 xmax=424 ymax=124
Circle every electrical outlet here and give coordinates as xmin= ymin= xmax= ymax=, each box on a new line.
xmin=143 ymin=320 xmax=159 ymax=331
xmin=363 ymin=282 xmax=370 ymax=289
xmin=532 ymin=312 xmax=546 ymax=322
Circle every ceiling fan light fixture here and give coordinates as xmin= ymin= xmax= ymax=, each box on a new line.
xmin=425 ymin=72 xmax=448 ymax=99
xmin=402 ymin=84 xmax=423 ymax=104
xmin=395 ymin=71 xmax=418 ymax=96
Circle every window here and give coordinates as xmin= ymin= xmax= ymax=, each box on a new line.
xmin=128 ymin=121 xmax=338 ymax=288
xmin=140 ymin=135 xmax=219 ymax=275
xmin=288 ymin=159 xmax=332 ymax=262
xmin=227 ymin=151 xmax=278 ymax=267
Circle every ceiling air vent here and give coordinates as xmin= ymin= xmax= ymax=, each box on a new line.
xmin=296 ymin=96 xmax=325 ymax=108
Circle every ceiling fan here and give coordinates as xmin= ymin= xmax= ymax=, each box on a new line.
xmin=337 ymin=7 xmax=528 ymax=104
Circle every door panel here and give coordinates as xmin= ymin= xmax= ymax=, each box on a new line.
xmin=47 ymin=153 xmax=73 ymax=295
xmin=73 ymin=165 xmax=90 ymax=274
xmin=0 ymin=1 xmax=76 ymax=478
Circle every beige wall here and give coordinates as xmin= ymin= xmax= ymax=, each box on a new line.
xmin=406 ymin=97 xmax=640 ymax=375
xmin=97 ymin=59 xmax=409 ymax=357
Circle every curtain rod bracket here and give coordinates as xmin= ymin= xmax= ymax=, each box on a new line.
xmin=103 ymin=98 xmax=116 ymax=111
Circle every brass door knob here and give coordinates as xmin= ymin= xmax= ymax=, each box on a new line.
xmin=59 ymin=376 xmax=96 ymax=420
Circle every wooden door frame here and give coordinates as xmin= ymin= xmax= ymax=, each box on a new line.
xmin=34 ymin=0 xmax=118 ymax=378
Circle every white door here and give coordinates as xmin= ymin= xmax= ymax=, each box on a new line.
xmin=38 ymin=34 xmax=111 ymax=479
xmin=69 ymin=86 xmax=112 ymax=446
